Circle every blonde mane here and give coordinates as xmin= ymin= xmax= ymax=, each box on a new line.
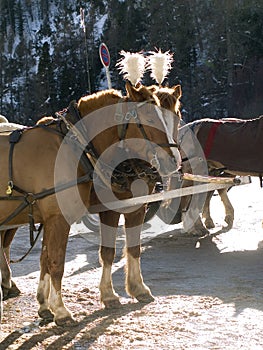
xmin=0 ymin=115 xmax=8 ymax=123
xmin=77 ymin=89 xmax=123 ymax=117
xmin=37 ymin=116 xmax=56 ymax=125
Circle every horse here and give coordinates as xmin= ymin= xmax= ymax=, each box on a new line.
xmin=0 ymin=118 xmax=27 ymax=302
xmin=0 ymin=82 xmax=181 ymax=325
xmin=188 ymin=116 xmax=263 ymax=229
xmin=0 ymin=115 xmax=24 ymax=321
xmin=0 ymin=115 xmax=9 ymax=322
xmin=78 ymin=84 xmax=183 ymax=232
xmin=145 ymin=85 xmax=210 ymax=236
xmin=82 ymin=83 xmax=182 ymax=308
xmin=147 ymin=87 xmax=262 ymax=234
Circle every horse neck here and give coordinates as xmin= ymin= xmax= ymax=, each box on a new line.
xmin=77 ymin=90 xmax=124 ymax=118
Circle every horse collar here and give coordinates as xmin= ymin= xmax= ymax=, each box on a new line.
xmin=115 ymin=101 xmax=136 ymax=141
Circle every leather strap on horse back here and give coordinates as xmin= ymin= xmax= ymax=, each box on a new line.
xmin=1 ymin=119 xmax=93 ymax=254
xmin=6 ymin=129 xmax=24 ymax=195
xmin=203 ymin=121 xmax=222 ymax=158
xmin=67 ymin=100 xmax=82 ymax=123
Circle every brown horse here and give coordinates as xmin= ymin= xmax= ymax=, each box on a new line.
xmin=0 ymin=82 xmax=181 ymax=325
xmin=0 ymin=115 xmax=10 ymax=322
xmin=147 ymin=85 xmax=210 ymax=236
xmin=0 ymin=116 xmax=24 ymax=321
xmin=90 ymin=84 xmax=182 ymax=308
xmin=189 ymin=116 xmax=263 ymax=229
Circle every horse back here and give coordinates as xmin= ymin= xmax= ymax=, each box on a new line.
xmin=195 ymin=116 xmax=263 ymax=174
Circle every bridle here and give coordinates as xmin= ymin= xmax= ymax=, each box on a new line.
xmin=114 ymin=98 xmax=179 ymax=170
xmin=115 ymin=99 xmax=179 ymax=147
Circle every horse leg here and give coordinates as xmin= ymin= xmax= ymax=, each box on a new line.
xmin=202 ymin=191 xmax=215 ymax=229
xmin=1 ymin=229 xmax=21 ymax=299
xmin=124 ymin=207 xmax=154 ymax=303
xmin=37 ymin=216 xmax=73 ymax=326
xmin=99 ymin=211 xmax=121 ymax=308
xmin=218 ymin=188 xmax=234 ymax=228
xmin=181 ymin=194 xmax=209 ymax=236
xmin=0 ymin=231 xmax=11 ymax=300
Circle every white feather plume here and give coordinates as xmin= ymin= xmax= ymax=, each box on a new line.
xmin=116 ymin=50 xmax=146 ymax=85
xmin=147 ymin=49 xmax=173 ymax=85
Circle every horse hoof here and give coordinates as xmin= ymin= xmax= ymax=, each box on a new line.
xmin=3 ymin=286 xmax=21 ymax=301
xmin=205 ymin=219 xmax=215 ymax=229
xmin=104 ymin=299 xmax=122 ymax=309
xmin=189 ymin=226 xmax=209 ymax=237
xmin=55 ymin=316 xmax=77 ymax=327
xmin=136 ymin=293 xmax=154 ymax=304
xmin=225 ymin=215 xmax=233 ymax=228
xmin=38 ymin=309 xmax=54 ymax=321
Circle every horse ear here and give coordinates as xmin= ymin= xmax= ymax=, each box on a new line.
xmin=147 ymin=85 xmax=159 ymax=93
xmin=172 ymin=85 xmax=182 ymax=99
xmin=125 ymin=81 xmax=144 ymax=101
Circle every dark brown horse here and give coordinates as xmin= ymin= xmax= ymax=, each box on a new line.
xmin=0 ymin=82 xmax=180 ymax=325
xmin=146 ymin=87 xmax=262 ymax=233
xmin=189 ymin=116 xmax=263 ymax=229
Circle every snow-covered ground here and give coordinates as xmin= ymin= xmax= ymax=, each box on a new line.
xmin=2 ymin=175 xmax=263 ymax=349
xmin=207 ymin=176 xmax=263 ymax=252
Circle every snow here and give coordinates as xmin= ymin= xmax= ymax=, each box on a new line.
xmin=209 ymin=177 xmax=263 ymax=252
xmin=94 ymin=14 xmax=108 ymax=41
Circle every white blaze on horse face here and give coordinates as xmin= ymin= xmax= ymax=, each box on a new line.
xmin=154 ymin=106 xmax=181 ymax=171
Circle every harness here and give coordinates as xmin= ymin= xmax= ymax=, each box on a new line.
xmin=0 ymin=104 xmax=94 ymax=261
xmin=0 ymin=98 xmax=179 ymax=261
xmin=115 ymin=99 xmax=179 ymax=170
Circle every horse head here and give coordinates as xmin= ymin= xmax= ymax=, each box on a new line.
xmin=124 ymin=81 xmax=181 ymax=176
xmin=149 ymin=84 xmax=182 ymax=141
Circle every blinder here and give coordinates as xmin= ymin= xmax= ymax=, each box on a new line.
xmin=115 ymin=99 xmax=179 ymax=148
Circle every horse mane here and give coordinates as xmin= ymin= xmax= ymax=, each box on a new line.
xmin=155 ymin=87 xmax=182 ymax=117
xmin=77 ymin=89 xmax=123 ymax=117
xmin=134 ymin=84 xmax=160 ymax=104
xmin=36 ymin=116 xmax=56 ymax=125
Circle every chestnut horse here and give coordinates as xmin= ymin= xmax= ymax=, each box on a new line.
xmin=0 ymin=82 xmax=180 ymax=325
xmin=0 ymin=116 xmax=24 ymax=320
xmin=147 ymin=85 xmax=209 ymax=236
xmin=89 ymin=84 xmax=182 ymax=308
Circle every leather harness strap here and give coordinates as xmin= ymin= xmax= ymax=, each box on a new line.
xmin=0 ymin=105 xmax=94 ymax=261
xmin=1 ymin=98 xmax=179 ymax=262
